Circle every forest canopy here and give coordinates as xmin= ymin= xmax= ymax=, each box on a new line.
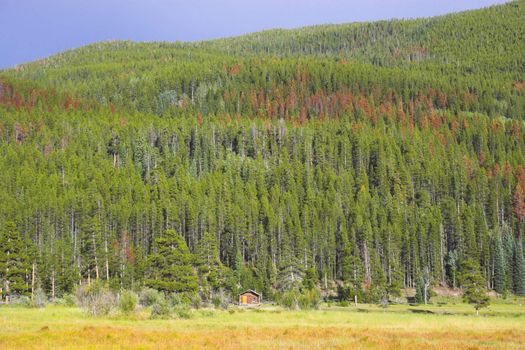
xmin=0 ymin=0 xmax=524 ymax=302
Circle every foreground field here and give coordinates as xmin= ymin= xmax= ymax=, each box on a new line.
xmin=0 ymin=303 xmax=524 ymax=349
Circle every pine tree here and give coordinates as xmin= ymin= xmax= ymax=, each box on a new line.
xmin=146 ymin=229 xmax=198 ymax=294
xmin=493 ymin=232 xmax=506 ymax=294
xmin=277 ymin=252 xmax=304 ymax=292
xmin=0 ymin=221 xmax=32 ymax=303
xmin=414 ymin=273 xmax=431 ymax=305
xmin=460 ymin=259 xmax=490 ymax=315
xmin=196 ymin=230 xmax=229 ymax=298
xmin=415 ymin=277 xmax=425 ymax=304
xmin=302 ymin=267 xmax=318 ymax=291
xmin=513 ymin=239 xmax=525 ymax=296
xmin=502 ymin=227 xmax=515 ymax=292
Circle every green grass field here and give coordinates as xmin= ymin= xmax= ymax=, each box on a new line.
xmin=1 ymin=301 xmax=524 ymax=349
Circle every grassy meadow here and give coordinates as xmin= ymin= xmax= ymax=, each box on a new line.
xmin=1 ymin=300 xmax=524 ymax=349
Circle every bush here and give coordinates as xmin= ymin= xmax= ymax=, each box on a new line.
xmin=173 ymin=304 xmax=192 ymax=319
xmin=11 ymin=295 xmax=31 ymax=307
xmin=167 ymin=293 xmax=185 ymax=307
xmin=211 ymin=290 xmax=231 ymax=309
xmin=119 ymin=290 xmax=138 ymax=314
xmin=307 ymin=289 xmax=321 ymax=309
xmin=362 ymin=286 xmax=382 ymax=304
xmin=298 ymin=289 xmax=321 ymax=310
xmin=189 ymin=293 xmax=202 ymax=309
xmin=31 ymin=288 xmax=47 ymax=308
xmin=76 ymin=281 xmax=117 ymax=316
xmin=150 ymin=295 xmax=170 ymax=319
xmin=278 ymin=291 xmax=299 ymax=310
xmin=139 ymin=288 xmax=163 ymax=307
xmin=298 ymin=294 xmax=311 ymax=310
xmin=63 ymin=294 xmax=77 ymax=307
xmin=278 ymin=289 xmax=320 ymax=310
xmin=212 ymin=296 xmax=222 ymax=308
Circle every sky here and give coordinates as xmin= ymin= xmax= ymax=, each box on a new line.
xmin=0 ymin=0 xmax=509 ymax=69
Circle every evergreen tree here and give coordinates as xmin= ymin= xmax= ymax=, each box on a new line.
xmin=513 ymin=239 xmax=525 ymax=296
xmin=146 ymin=229 xmax=198 ymax=294
xmin=414 ymin=272 xmax=431 ymax=305
xmin=0 ymin=221 xmax=32 ymax=303
xmin=493 ymin=232 xmax=506 ymax=294
xmin=502 ymin=228 xmax=516 ymax=292
xmin=460 ymin=259 xmax=490 ymax=315
xmin=302 ymin=267 xmax=318 ymax=291
xmin=277 ymin=253 xmax=304 ymax=292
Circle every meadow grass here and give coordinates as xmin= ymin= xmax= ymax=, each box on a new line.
xmin=0 ymin=302 xmax=524 ymax=349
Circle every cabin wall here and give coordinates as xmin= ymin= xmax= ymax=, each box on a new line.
xmin=239 ymin=293 xmax=260 ymax=305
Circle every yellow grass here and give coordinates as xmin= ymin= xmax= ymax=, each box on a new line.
xmin=0 ymin=303 xmax=524 ymax=349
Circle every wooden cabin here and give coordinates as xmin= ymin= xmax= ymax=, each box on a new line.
xmin=239 ymin=290 xmax=261 ymax=306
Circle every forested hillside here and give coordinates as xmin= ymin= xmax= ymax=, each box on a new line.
xmin=0 ymin=1 xmax=524 ymax=303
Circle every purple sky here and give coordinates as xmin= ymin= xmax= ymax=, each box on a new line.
xmin=0 ymin=0 xmax=509 ymax=69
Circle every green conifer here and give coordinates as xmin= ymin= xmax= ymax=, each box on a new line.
xmin=0 ymin=221 xmax=32 ymax=302
xmin=493 ymin=233 xmax=506 ymax=294
xmin=513 ymin=239 xmax=525 ymax=296
xmin=146 ymin=229 xmax=198 ymax=294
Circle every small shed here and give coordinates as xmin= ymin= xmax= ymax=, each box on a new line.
xmin=239 ymin=289 xmax=261 ymax=306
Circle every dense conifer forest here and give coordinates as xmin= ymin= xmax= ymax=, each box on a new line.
xmin=0 ymin=1 xmax=524 ymax=303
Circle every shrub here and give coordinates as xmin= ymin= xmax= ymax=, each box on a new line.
xmin=150 ymin=295 xmax=170 ymax=319
xmin=189 ymin=293 xmax=202 ymax=309
xmin=298 ymin=289 xmax=321 ymax=310
xmin=31 ymin=288 xmax=47 ymax=308
xmin=212 ymin=296 xmax=222 ymax=308
xmin=119 ymin=290 xmax=138 ymax=314
xmin=298 ymin=293 xmax=311 ymax=309
xmin=211 ymin=290 xmax=231 ymax=309
xmin=278 ymin=291 xmax=299 ymax=310
xmin=173 ymin=304 xmax=192 ymax=319
xmin=139 ymin=287 xmax=163 ymax=307
xmin=63 ymin=294 xmax=77 ymax=307
xmin=76 ymin=281 xmax=117 ymax=316
xmin=167 ymin=293 xmax=185 ymax=307
xmin=362 ymin=286 xmax=382 ymax=304
xmin=306 ymin=289 xmax=321 ymax=309
xmin=11 ymin=295 xmax=31 ymax=307
xmin=380 ymin=295 xmax=389 ymax=309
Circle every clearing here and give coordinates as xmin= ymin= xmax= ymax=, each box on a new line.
xmin=0 ymin=302 xmax=524 ymax=349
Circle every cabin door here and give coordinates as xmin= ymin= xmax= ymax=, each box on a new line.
xmin=241 ymin=295 xmax=247 ymax=304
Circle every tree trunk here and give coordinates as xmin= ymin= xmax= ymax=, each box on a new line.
xmin=363 ymin=242 xmax=371 ymax=286
xmin=31 ymin=262 xmax=36 ymax=301
xmin=5 ymin=280 xmax=10 ymax=305
xmin=440 ymin=223 xmax=445 ymax=284
xmin=92 ymin=230 xmax=100 ymax=280
xmin=51 ymin=271 xmax=55 ymax=302
xmin=104 ymin=228 xmax=110 ymax=282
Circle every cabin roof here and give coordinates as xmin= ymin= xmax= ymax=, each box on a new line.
xmin=239 ymin=289 xmax=261 ymax=297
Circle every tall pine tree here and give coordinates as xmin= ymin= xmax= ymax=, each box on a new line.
xmin=513 ymin=239 xmax=525 ymax=296
xmin=493 ymin=232 xmax=506 ymax=294
xmin=0 ymin=221 xmax=32 ymax=303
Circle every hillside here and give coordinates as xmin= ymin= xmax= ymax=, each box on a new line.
xmin=196 ymin=1 xmax=524 ymax=68
xmin=3 ymin=1 xmax=525 ymax=119
xmin=0 ymin=1 xmax=524 ymax=303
